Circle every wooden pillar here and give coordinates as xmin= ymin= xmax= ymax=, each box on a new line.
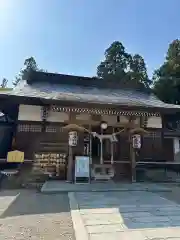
xmin=130 ymin=135 xmax=136 ymax=182
xmin=131 ymin=147 xmax=136 ymax=182
xmin=100 ymin=139 xmax=103 ymax=164
xmin=67 ymin=145 xmax=73 ymax=182
xmin=111 ymin=128 xmax=114 ymax=164
xmin=100 ymin=128 xmax=103 ymax=164
xmin=89 ymin=123 xmax=92 ymax=183
xmin=111 ymin=142 xmax=114 ymax=164
xmin=89 ymin=123 xmax=92 ymax=164
xmin=66 ymin=113 xmax=74 ymax=183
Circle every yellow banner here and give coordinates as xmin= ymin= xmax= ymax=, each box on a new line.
xmin=7 ymin=150 xmax=24 ymax=163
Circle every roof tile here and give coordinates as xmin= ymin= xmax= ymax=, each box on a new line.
xmin=1 ymin=80 xmax=180 ymax=110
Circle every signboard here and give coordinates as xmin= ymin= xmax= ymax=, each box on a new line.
xmin=7 ymin=150 xmax=24 ymax=163
xmin=132 ymin=134 xmax=141 ymax=149
xmin=75 ymin=156 xmax=90 ymax=178
xmin=69 ymin=131 xmax=78 ymax=146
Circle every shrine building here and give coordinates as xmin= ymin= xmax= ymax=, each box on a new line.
xmin=0 ymin=70 xmax=180 ymax=182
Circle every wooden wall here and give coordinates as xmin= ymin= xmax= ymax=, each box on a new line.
xmin=139 ymin=131 xmax=163 ymax=161
xmin=15 ymin=106 xmax=164 ymax=182
xmin=15 ymin=122 xmax=69 ymax=159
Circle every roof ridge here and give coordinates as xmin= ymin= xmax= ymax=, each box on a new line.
xmin=26 ymin=70 xmax=152 ymax=94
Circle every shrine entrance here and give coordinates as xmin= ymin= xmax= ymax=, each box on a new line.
xmin=90 ymin=123 xmax=121 ymax=165
xmin=91 ymin=126 xmax=101 ymax=163
xmin=90 ymin=124 xmax=116 ymax=181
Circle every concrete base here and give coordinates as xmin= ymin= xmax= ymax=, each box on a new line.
xmin=41 ymin=181 xmax=172 ymax=193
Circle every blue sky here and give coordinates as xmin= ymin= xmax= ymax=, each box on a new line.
xmin=0 ymin=0 xmax=180 ymax=86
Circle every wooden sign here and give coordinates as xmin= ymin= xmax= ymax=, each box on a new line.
xmin=7 ymin=150 xmax=24 ymax=163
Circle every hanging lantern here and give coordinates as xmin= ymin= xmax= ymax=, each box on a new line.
xmin=68 ymin=131 xmax=78 ymax=146
xmin=132 ymin=134 xmax=141 ymax=149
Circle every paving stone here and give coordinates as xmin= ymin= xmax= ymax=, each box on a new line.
xmin=138 ymin=204 xmax=175 ymax=208
xmin=122 ymin=212 xmax=153 ymax=218
xmin=118 ymin=207 xmax=154 ymax=212
xmin=90 ymin=231 xmax=145 ymax=240
xmin=86 ymin=224 xmax=124 ymax=234
xmin=82 ymin=213 xmax=122 ymax=221
xmin=143 ymin=228 xmax=180 ymax=238
xmin=132 ymin=216 xmax=170 ymax=223
xmin=169 ymin=216 xmax=180 ymax=221
xmin=80 ymin=208 xmax=119 ymax=214
xmin=123 ymin=221 xmax=152 ymax=229
xmin=79 ymin=202 xmax=136 ymax=208
xmin=169 ymin=222 xmax=180 ymax=227
xmin=84 ymin=218 xmax=124 ymax=226
xmin=152 ymin=209 xmax=180 ymax=216
xmin=126 ymin=221 xmax=175 ymax=229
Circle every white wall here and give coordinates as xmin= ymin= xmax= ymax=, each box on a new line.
xmin=18 ymin=104 xmax=160 ymax=128
xmin=120 ymin=116 xmax=129 ymax=124
xmin=18 ymin=105 xmax=42 ymax=121
xmin=75 ymin=113 xmax=90 ymax=121
xmin=47 ymin=111 xmax=69 ymax=122
xmin=147 ymin=116 xmax=162 ymax=128
xmin=18 ymin=104 xmax=69 ymax=122
xmin=102 ymin=115 xmax=117 ymax=125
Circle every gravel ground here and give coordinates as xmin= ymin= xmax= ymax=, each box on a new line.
xmin=0 ymin=190 xmax=75 ymax=240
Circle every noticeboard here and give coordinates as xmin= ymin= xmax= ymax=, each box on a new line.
xmin=75 ymin=156 xmax=90 ymax=178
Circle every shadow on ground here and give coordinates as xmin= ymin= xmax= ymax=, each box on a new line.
xmin=0 ymin=189 xmax=70 ymax=218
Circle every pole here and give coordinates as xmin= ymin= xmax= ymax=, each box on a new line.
xmin=67 ymin=146 xmax=73 ymax=182
xmin=100 ymin=128 xmax=103 ymax=164
xmin=130 ymin=143 xmax=136 ymax=183
xmin=100 ymin=139 xmax=103 ymax=164
xmin=89 ymin=124 xmax=92 ymax=183
xmin=111 ymin=141 xmax=114 ymax=164
xmin=111 ymin=128 xmax=114 ymax=164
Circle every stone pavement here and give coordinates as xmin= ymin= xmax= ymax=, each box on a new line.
xmin=68 ymin=191 xmax=180 ymax=240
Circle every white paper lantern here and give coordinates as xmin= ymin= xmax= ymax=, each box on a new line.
xmin=69 ymin=131 xmax=78 ymax=146
xmin=132 ymin=134 xmax=141 ymax=149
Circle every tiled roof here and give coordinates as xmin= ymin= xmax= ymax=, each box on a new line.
xmin=1 ymin=80 xmax=180 ymax=110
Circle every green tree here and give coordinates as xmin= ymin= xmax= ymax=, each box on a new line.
xmin=97 ymin=41 xmax=131 ymax=80
xmin=153 ymin=39 xmax=180 ymax=104
xmin=0 ymin=78 xmax=8 ymax=88
xmin=128 ymin=54 xmax=151 ymax=88
xmin=97 ymin=41 xmax=151 ymax=88
xmin=13 ymin=57 xmax=39 ymax=86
